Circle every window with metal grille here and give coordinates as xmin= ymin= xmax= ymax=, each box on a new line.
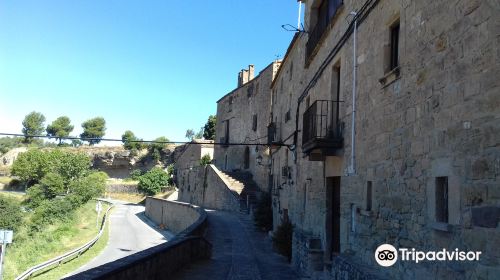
xmin=435 ymin=177 xmax=449 ymax=223
xmin=389 ymin=21 xmax=400 ymax=71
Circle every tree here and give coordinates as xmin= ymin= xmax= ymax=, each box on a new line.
xmin=80 ymin=117 xmax=106 ymax=145
xmin=137 ymin=167 xmax=170 ymax=195
xmin=22 ymin=111 xmax=46 ymax=143
xmin=195 ymin=128 xmax=204 ymax=139
xmin=0 ymin=195 xmax=23 ymax=231
xmin=11 ymin=149 xmax=91 ymax=188
xmin=11 ymin=149 xmax=51 ymax=187
xmin=122 ymin=130 xmax=144 ymax=153
xmin=148 ymin=136 xmax=169 ymax=161
xmin=66 ymin=171 xmax=106 ymax=207
xmin=51 ymin=150 xmax=91 ymax=189
xmin=185 ymin=129 xmax=195 ymax=140
xmin=46 ymin=116 xmax=74 ymax=145
xmin=71 ymin=139 xmax=83 ymax=147
xmin=203 ymin=115 xmax=216 ymax=140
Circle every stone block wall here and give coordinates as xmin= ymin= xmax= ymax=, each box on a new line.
xmin=269 ymin=0 xmax=500 ymax=279
xmin=177 ymin=164 xmax=240 ymax=211
xmin=214 ymin=62 xmax=281 ymax=193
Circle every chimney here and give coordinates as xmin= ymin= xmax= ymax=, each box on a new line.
xmin=237 ymin=64 xmax=255 ymax=87
xmin=248 ymin=65 xmax=255 ymax=81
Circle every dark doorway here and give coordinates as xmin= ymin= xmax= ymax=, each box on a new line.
xmin=244 ymin=147 xmax=250 ymax=169
xmin=326 ymin=176 xmax=341 ymax=259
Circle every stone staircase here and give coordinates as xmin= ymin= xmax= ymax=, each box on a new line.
xmin=218 ymin=170 xmax=261 ymax=213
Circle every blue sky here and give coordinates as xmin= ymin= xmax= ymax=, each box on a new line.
xmin=0 ymin=0 xmax=300 ymax=144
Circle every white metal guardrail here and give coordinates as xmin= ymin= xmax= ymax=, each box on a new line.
xmin=15 ymin=201 xmax=114 ymax=280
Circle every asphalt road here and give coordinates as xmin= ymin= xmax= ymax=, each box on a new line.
xmin=68 ymin=201 xmax=173 ymax=276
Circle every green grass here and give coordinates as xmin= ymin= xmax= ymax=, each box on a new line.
xmin=106 ymin=189 xmax=175 ymax=204
xmin=0 ymin=176 xmax=12 ymax=185
xmin=2 ymin=200 xmax=108 ymax=280
xmin=31 ymin=208 xmax=111 ymax=280
xmin=0 ymin=191 xmax=24 ymax=200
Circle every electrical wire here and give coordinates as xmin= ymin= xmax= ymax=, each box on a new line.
xmin=0 ymin=132 xmax=290 ymax=147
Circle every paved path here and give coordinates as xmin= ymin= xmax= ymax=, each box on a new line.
xmin=173 ymin=210 xmax=299 ymax=280
xmin=68 ymin=202 xmax=174 ymax=276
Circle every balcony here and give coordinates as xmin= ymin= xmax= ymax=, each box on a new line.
xmin=306 ymin=0 xmax=343 ymax=62
xmin=267 ymin=122 xmax=281 ymax=148
xmin=302 ymin=100 xmax=343 ymax=160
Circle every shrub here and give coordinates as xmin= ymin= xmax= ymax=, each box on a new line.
xmin=25 ymin=184 xmax=48 ymax=209
xmin=0 ymin=195 xmax=23 ymax=231
xmin=67 ymin=172 xmax=106 ymax=207
xmin=200 ymin=154 xmax=212 ymax=166
xmin=138 ymin=167 xmax=170 ymax=195
xmin=129 ymin=169 xmax=143 ymax=181
xmin=31 ymin=199 xmax=74 ymax=230
xmin=272 ymin=220 xmax=293 ymax=262
xmin=11 ymin=149 xmax=91 ymax=187
xmin=253 ymin=193 xmax=273 ymax=231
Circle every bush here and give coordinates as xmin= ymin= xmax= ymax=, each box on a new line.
xmin=129 ymin=169 xmax=143 ymax=181
xmin=253 ymin=193 xmax=273 ymax=231
xmin=272 ymin=220 xmax=293 ymax=262
xmin=199 ymin=154 xmax=212 ymax=166
xmin=31 ymin=199 xmax=75 ymax=230
xmin=11 ymin=149 xmax=91 ymax=187
xmin=67 ymin=172 xmax=106 ymax=207
xmin=138 ymin=167 xmax=170 ymax=195
xmin=0 ymin=195 xmax=23 ymax=231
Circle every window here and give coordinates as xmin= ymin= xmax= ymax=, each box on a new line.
xmin=285 ymin=110 xmax=291 ymax=123
xmin=289 ymin=62 xmax=294 ymax=81
xmin=307 ymin=0 xmax=343 ymax=59
xmin=228 ymin=96 xmax=234 ymax=112
xmin=252 ymin=114 xmax=258 ymax=131
xmin=366 ymin=181 xmax=372 ymax=211
xmin=224 ymin=120 xmax=230 ymax=144
xmin=389 ymin=21 xmax=400 ymax=71
xmin=435 ymin=177 xmax=449 ymax=223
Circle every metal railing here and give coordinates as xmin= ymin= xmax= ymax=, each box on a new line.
xmin=306 ymin=0 xmax=343 ymax=60
xmin=15 ymin=201 xmax=114 ymax=280
xmin=302 ymin=100 xmax=343 ymax=146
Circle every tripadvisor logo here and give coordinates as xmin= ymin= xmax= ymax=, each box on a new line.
xmin=375 ymin=244 xmax=482 ymax=267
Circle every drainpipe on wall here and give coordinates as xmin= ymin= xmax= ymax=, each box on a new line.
xmin=348 ymin=11 xmax=358 ymax=176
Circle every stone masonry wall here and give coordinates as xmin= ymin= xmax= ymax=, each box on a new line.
xmin=214 ymin=62 xmax=281 ymax=193
xmin=177 ymin=164 xmax=240 ymax=212
xmin=270 ymin=0 xmax=500 ymax=279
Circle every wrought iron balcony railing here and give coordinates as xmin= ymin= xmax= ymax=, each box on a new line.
xmin=302 ymin=100 xmax=343 ymax=155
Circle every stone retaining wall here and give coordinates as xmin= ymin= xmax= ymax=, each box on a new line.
xmin=177 ymin=164 xmax=240 ymax=212
xmin=65 ymin=198 xmax=211 ymax=279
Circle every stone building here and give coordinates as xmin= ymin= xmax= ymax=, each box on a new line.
xmin=268 ymin=0 xmax=500 ymax=279
xmin=175 ymin=139 xmax=214 ymax=203
xmin=214 ymin=62 xmax=282 ymax=193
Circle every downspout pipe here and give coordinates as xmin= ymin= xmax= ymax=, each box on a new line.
xmin=348 ymin=11 xmax=358 ymax=175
